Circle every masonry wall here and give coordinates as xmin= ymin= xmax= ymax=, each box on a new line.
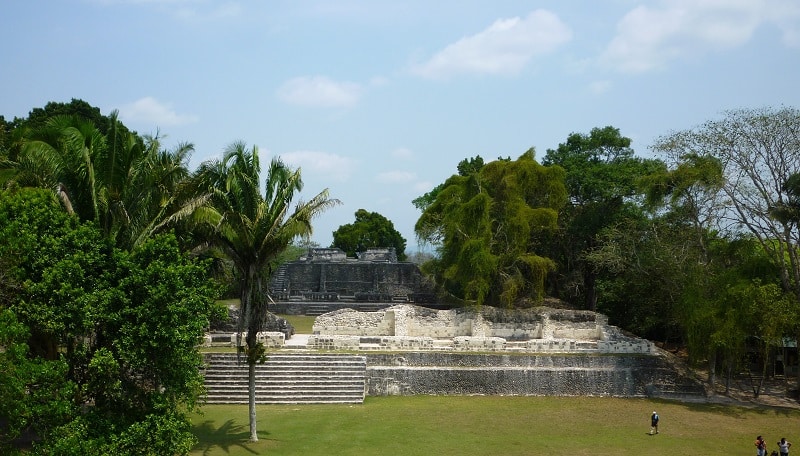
xmin=282 ymin=262 xmax=428 ymax=296
xmin=364 ymin=352 xmax=696 ymax=397
xmin=312 ymin=306 xmax=602 ymax=341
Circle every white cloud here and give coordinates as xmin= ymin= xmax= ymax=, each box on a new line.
xmin=410 ymin=10 xmax=571 ymax=79
xmin=601 ymin=0 xmax=800 ymax=73
xmin=277 ymin=76 xmax=363 ymax=108
xmin=376 ymin=170 xmax=416 ymax=184
xmin=391 ymin=147 xmax=414 ymax=160
xmin=280 ymin=150 xmax=356 ymax=182
xmin=117 ymin=96 xmax=198 ymax=127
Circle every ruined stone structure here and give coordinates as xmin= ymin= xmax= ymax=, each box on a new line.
xmin=268 ymin=248 xmax=437 ymax=314
xmin=203 ymin=305 xmax=706 ymax=401
xmin=310 ymin=305 xmax=652 ymax=354
xmin=306 ymin=305 xmax=705 ymax=399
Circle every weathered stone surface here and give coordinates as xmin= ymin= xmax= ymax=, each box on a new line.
xmin=363 ymin=352 xmax=698 ymax=397
xmin=230 ymin=331 xmax=285 ymax=348
xmin=269 ymin=248 xmax=435 ymax=300
xmin=312 ymin=304 xmax=641 ymax=351
xmin=210 ymin=303 xmax=294 ymax=338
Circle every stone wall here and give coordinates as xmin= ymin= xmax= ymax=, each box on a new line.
xmin=313 ymin=305 xmax=606 ymax=342
xmin=309 ymin=305 xmax=654 ymax=355
xmin=280 ymin=262 xmax=430 ymax=297
xmin=363 ymin=352 xmax=694 ymax=397
xmin=309 ymin=308 xmax=395 ymax=336
xmin=269 ymin=248 xmax=435 ymax=300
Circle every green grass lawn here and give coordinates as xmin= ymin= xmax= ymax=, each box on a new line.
xmin=216 ymin=299 xmax=315 ymax=334
xmin=191 ymin=396 xmax=800 ymax=456
xmin=280 ymin=314 xmax=315 ymax=334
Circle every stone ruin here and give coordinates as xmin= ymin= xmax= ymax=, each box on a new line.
xmin=268 ymin=247 xmax=437 ymax=306
xmin=309 ymin=304 xmax=652 ymax=354
xmin=202 ymin=304 xmax=705 ymax=399
xmin=306 ymin=305 xmax=703 ymax=398
xmin=204 ymin=301 xmax=294 ymax=347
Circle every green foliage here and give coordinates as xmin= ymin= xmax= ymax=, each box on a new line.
xmin=588 ymin=215 xmax=687 ymax=339
xmin=542 ymin=126 xmax=664 ymax=310
xmin=415 ymin=150 xmax=566 ymax=306
xmin=331 ymin=209 xmax=407 ymax=260
xmin=0 ymin=186 xmax=222 ymax=454
xmin=0 ymin=309 xmax=75 ymax=453
xmin=1 ymin=103 xmax=201 ymax=251
xmin=191 ymin=141 xmax=339 ymax=441
xmin=412 ymin=155 xmax=485 ymax=215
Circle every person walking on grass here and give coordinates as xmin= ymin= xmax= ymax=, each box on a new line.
xmin=756 ymin=435 xmax=767 ymax=456
xmin=649 ymin=411 xmax=659 ymax=435
xmin=778 ymin=438 xmax=791 ymax=456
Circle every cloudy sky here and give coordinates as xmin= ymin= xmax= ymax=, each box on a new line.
xmin=2 ymin=0 xmax=799 ymax=252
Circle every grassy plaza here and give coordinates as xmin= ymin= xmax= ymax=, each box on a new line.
xmin=191 ymin=396 xmax=800 ymax=455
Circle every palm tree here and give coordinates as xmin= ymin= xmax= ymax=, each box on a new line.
xmin=4 ymin=112 xmax=204 ymax=250
xmin=192 ymin=141 xmax=339 ymax=442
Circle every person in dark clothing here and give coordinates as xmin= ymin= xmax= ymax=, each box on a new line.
xmin=649 ymin=411 xmax=659 ymax=435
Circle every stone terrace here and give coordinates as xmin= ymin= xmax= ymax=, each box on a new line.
xmin=306 ymin=305 xmax=653 ymax=354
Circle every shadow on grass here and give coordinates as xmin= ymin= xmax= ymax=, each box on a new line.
xmin=663 ymin=397 xmax=800 ymax=419
xmin=193 ymin=419 xmax=274 ymax=455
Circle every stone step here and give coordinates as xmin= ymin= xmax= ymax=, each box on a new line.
xmin=208 ymin=364 xmax=365 ymax=369
xmin=203 ymin=352 xmax=366 ymax=404
xmin=205 ymin=396 xmax=364 ymax=404
xmin=303 ymin=306 xmax=329 ymax=316
xmin=204 ymin=375 xmax=365 ymax=382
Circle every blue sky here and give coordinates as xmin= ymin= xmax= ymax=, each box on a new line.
xmin=2 ymin=0 xmax=799 ymax=252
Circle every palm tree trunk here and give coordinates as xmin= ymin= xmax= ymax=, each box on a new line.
xmin=248 ymin=359 xmax=258 ymax=442
xmin=241 ymin=265 xmax=261 ymax=443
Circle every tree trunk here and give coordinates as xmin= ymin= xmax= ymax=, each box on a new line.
xmin=584 ymin=269 xmax=597 ymax=311
xmin=725 ymin=355 xmax=732 ymax=395
xmin=241 ymin=264 xmax=260 ymax=442
xmin=796 ymin=331 xmax=800 ymax=397
xmin=248 ymin=359 xmax=258 ymax=442
xmin=707 ymin=350 xmax=716 ymax=391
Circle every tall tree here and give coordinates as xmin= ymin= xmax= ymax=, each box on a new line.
xmin=3 ymin=110 xmax=202 ymax=249
xmin=651 ymin=107 xmax=800 ymax=391
xmin=542 ymin=126 xmax=663 ymax=310
xmin=0 ymin=186 xmax=221 ymax=454
xmin=332 ymin=209 xmax=407 ymax=260
xmin=191 ymin=141 xmax=339 ymax=442
xmin=652 ymin=107 xmax=800 ymax=299
xmin=415 ymin=150 xmax=566 ymax=307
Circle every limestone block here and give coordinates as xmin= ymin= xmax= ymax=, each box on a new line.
xmin=379 ymin=336 xmax=434 ymax=350
xmin=202 ymin=333 xmax=213 ymax=347
xmin=526 ymin=339 xmax=575 ymax=353
xmin=257 ymin=331 xmax=285 ymax=348
xmin=598 ymin=340 xmax=652 ymax=354
xmin=229 ymin=331 xmax=284 ymax=348
xmin=307 ymin=334 xmax=360 ymax=350
xmin=452 ymin=336 xmax=507 ymax=351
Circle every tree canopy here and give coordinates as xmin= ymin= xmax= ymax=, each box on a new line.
xmin=332 ymin=209 xmax=407 ymax=260
xmin=0 ymin=186 xmax=222 ymax=454
xmin=190 ymin=141 xmax=339 ymax=442
xmin=415 ymin=149 xmax=566 ymax=306
xmin=542 ymin=126 xmax=664 ymax=310
xmin=1 ymin=107 xmax=201 ymax=251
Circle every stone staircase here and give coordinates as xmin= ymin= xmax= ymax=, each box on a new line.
xmin=202 ymin=352 xmax=366 ymax=404
xmin=303 ymin=304 xmax=330 ymax=316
